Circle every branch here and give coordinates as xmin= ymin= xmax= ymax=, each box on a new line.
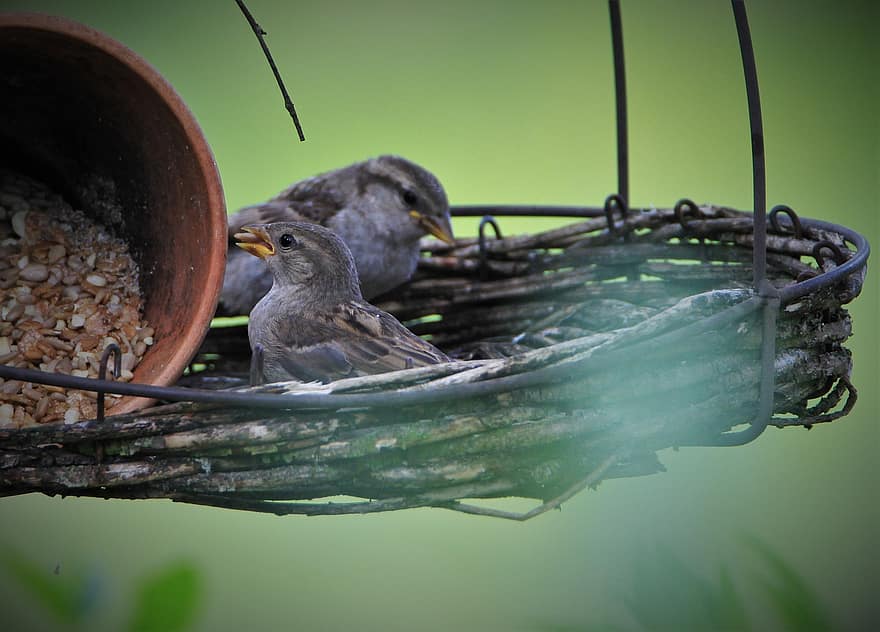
xmin=235 ymin=0 xmax=306 ymax=141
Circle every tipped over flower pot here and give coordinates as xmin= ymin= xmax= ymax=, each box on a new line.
xmin=0 ymin=13 xmax=227 ymax=417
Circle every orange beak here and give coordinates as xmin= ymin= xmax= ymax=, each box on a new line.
xmin=409 ymin=211 xmax=455 ymax=245
xmin=234 ymin=225 xmax=275 ymax=259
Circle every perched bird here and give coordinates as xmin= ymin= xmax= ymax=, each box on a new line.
xmin=235 ymin=221 xmax=450 ymax=385
xmin=219 ymin=155 xmax=454 ymax=316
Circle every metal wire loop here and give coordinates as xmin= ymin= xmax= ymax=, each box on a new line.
xmin=768 ymin=204 xmax=804 ymax=238
xmin=603 ymin=194 xmax=629 ymax=236
xmin=478 ymin=215 xmax=503 ymax=281
xmin=812 ymin=240 xmax=847 ymax=269
xmin=673 ymin=198 xmax=703 ymax=231
xmin=96 ymin=343 xmax=122 ymax=422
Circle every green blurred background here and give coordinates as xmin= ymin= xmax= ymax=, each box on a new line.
xmin=0 ymin=0 xmax=876 ymax=630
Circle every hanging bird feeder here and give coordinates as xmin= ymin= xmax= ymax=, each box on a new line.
xmin=0 ymin=1 xmax=869 ymax=520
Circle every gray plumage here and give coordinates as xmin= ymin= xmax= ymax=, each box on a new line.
xmin=219 ymin=155 xmax=453 ymax=316
xmin=236 ymin=221 xmax=450 ymax=385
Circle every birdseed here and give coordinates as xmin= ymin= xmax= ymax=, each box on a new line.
xmin=0 ymin=169 xmax=152 ymax=427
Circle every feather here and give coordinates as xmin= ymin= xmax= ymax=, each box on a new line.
xmin=220 ymin=156 xmax=452 ymax=315
xmin=243 ymin=221 xmax=449 ymax=385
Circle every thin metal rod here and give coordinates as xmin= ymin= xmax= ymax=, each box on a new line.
xmin=451 ymin=205 xmax=607 ymax=218
xmin=777 ymin=217 xmax=869 ymax=302
xmin=96 ymin=343 xmax=121 ymax=423
xmin=608 ymin=0 xmax=629 ymax=204
xmin=731 ymin=0 xmax=766 ymax=291
xmin=709 ymin=293 xmax=779 ymax=446
xmin=727 ymin=0 xmax=774 ymax=446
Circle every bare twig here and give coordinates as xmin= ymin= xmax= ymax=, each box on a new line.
xmin=443 ymin=451 xmax=623 ymax=520
xmin=235 ymin=0 xmax=306 ymax=140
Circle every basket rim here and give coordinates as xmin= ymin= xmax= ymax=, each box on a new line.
xmin=446 ymin=204 xmax=870 ymax=307
xmin=0 ymin=203 xmax=869 ymax=418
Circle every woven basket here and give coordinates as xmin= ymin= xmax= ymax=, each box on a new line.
xmin=0 ymin=203 xmax=866 ymax=519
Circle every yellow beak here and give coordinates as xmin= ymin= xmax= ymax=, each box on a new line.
xmin=234 ymin=225 xmax=275 ymax=259
xmin=409 ymin=211 xmax=455 ymax=245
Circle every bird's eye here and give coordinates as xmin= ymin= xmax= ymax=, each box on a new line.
xmin=402 ymin=190 xmax=418 ymax=207
xmin=279 ymin=233 xmax=296 ymax=250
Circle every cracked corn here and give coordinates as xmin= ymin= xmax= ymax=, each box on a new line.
xmin=0 ymin=169 xmax=153 ymax=426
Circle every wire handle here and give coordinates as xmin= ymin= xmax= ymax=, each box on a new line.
xmin=608 ymin=0 xmax=629 ymax=206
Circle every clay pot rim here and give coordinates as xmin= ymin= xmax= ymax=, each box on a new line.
xmin=0 ymin=12 xmax=227 ymax=415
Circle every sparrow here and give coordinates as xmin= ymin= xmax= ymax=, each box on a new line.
xmin=219 ymin=155 xmax=454 ymax=316
xmin=235 ymin=220 xmax=450 ymax=385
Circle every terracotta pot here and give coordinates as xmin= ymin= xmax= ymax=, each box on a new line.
xmin=0 ymin=13 xmax=227 ymax=415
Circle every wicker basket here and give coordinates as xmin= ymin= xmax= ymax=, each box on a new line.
xmin=0 ymin=203 xmax=867 ymax=519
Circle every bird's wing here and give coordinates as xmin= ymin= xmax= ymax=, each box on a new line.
xmin=277 ymin=342 xmax=355 ymax=384
xmin=271 ymin=174 xmax=348 ymax=225
xmin=270 ymin=301 xmax=448 ymax=383
xmin=325 ymin=302 xmax=450 ymax=373
xmin=227 ymin=201 xmax=305 ymax=239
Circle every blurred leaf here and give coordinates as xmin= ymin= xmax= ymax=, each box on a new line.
xmin=713 ymin=566 xmax=751 ymax=632
xmin=743 ymin=535 xmax=833 ymax=631
xmin=0 ymin=549 xmax=96 ymax=625
xmin=625 ymin=544 xmax=750 ymax=631
xmin=128 ymin=560 xmax=202 ymax=632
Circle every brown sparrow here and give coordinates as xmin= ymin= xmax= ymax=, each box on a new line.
xmin=235 ymin=221 xmax=450 ymax=385
xmin=219 ymin=155 xmax=454 ymax=316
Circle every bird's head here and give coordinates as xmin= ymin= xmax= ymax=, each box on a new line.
xmin=234 ymin=221 xmax=363 ymax=301
xmin=356 ymin=155 xmax=455 ymax=246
